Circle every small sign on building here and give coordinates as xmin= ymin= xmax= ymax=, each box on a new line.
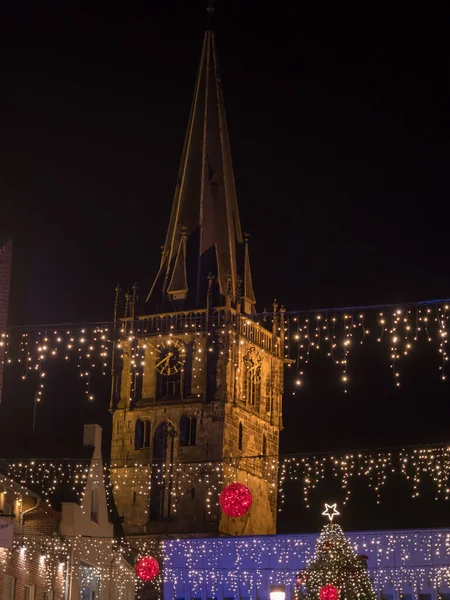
xmin=0 ymin=518 xmax=14 ymax=548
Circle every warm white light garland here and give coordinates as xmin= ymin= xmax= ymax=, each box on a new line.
xmin=5 ymin=529 xmax=450 ymax=596
xmin=5 ymin=442 xmax=450 ymax=512
xmin=0 ymin=300 xmax=448 ymax=410
xmin=161 ymin=530 xmax=450 ymax=597
xmin=1 ymin=533 xmax=160 ymax=597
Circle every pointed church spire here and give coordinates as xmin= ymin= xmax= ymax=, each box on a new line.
xmin=146 ymin=8 xmax=255 ymax=312
xmin=206 ymin=0 xmax=215 ymax=30
xmin=167 ymin=226 xmax=188 ymax=298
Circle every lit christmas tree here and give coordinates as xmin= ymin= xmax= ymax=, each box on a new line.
xmin=295 ymin=504 xmax=376 ymax=600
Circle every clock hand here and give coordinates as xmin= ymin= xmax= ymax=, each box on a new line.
xmin=155 ymin=352 xmax=172 ymax=370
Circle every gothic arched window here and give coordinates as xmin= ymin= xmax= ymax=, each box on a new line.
xmin=244 ymin=370 xmax=261 ymax=407
xmin=150 ymin=421 xmax=176 ymax=521
xmin=262 ymin=434 xmax=267 ymax=456
xmin=135 ymin=419 xmax=144 ymax=450
xmin=180 ymin=415 xmax=197 ymax=446
xmin=135 ymin=419 xmax=151 ymax=450
xmin=238 ymin=422 xmax=243 ymax=451
xmin=144 ymin=420 xmax=151 ymax=448
xmin=243 ymin=349 xmax=262 ymax=407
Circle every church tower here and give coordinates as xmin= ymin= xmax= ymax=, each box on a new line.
xmin=110 ymin=13 xmax=285 ymax=536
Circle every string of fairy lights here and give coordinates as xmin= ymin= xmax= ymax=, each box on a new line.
xmin=5 ymin=526 xmax=450 ymax=597
xmin=287 ymin=301 xmax=450 ymax=392
xmin=1 ymin=300 xmax=450 ymax=596
xmin=0 ymin=457 xmax=161 ymax=597
xmin=4 ymin=443 xmax=450 ymax=513
xmin=4 ymin=450 xmax=450 ymax=597
xmin=0 ymin=299 xmax=449 ymax=410
xmin=162 ymin=531 xmax=450 ymax=596
xmin=0 ymin=532 xmax=159 ymax=598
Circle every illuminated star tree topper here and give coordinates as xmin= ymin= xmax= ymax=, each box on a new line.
xmin=322 ymin=502 xmax=340 ymax=522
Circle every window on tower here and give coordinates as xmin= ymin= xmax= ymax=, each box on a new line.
xmin=244 ymin=371 xmax=261 ymax=407
xmin=150 ymin=421 xmax=176 ymax=520
xmin=144 ymin=420 xmax=151 ymax=448
xmin=180 ymin=415 xmax=197 ymax=446
xmin=135 ymin=420 xmax=144 ymax=450
xmin=135 ymin=419 xmax=151 ymax=450
xmin=157 ymin=370 xmax=182 ymax=398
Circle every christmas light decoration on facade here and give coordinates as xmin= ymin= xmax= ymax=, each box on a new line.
xmin=161 ymin=529 xmax=450 ymax=599
xmin=4 ymin=528 xmax=450 ymax=595
xmin=5 ymin=441 xmax=450 ymax=512
xmin=2 ymin=533 xmax=137 ymax=598
xmin=0 ymin=299 xmax=448 ymax=412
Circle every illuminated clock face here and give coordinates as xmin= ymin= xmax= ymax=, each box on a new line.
xmin=244 ymin=347 xmax=262 ymax=382
xmin=154 ymin=338 xmax=186 ymax=375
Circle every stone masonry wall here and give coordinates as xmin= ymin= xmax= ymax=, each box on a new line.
xmin=111 ymin=399 xmax=225 ymax=535
xmin=111 ymin=320 xmax=284 ymax=537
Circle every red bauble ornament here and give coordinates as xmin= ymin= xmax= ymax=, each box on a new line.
xmin=320 ymin=585 xmax=339 ymax=600
xmin=219 ymin=483 xmax=252 ymax=517
xmin=135 ymin=556 xmax=159 ymax=581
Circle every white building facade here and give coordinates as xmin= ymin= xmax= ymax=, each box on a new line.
xmin=61 ymin=425 xmax=135 ymax=600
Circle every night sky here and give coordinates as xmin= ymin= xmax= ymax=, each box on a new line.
xmin=1 ymin=1 xmax=450 ymax=531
